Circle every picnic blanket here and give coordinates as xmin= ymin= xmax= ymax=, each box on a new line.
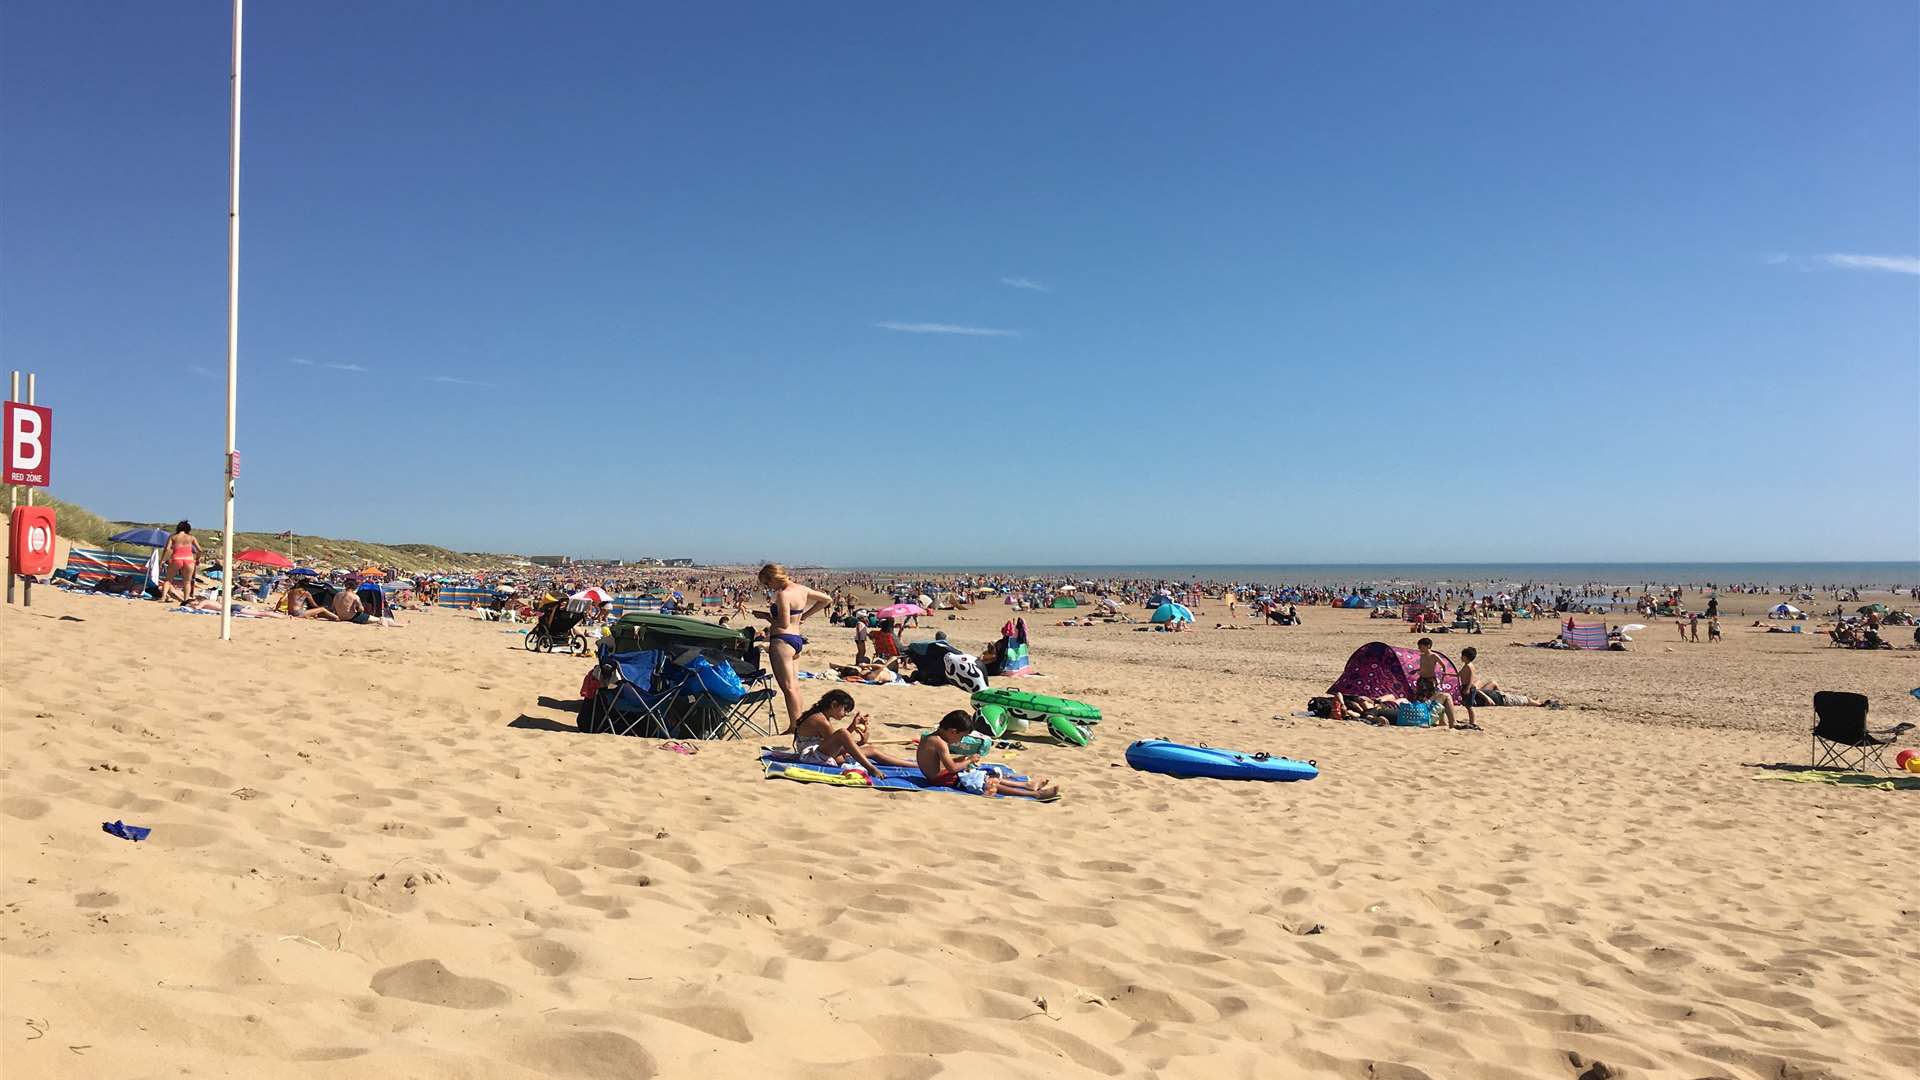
xmin=760 ymin=753 xmax=1037 ymax=799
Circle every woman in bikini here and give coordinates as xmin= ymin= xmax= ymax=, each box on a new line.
xmin=158 ymin=521 xmax=200 ymax=604
xmin=757 ymin=563 xmax=833 ymax=733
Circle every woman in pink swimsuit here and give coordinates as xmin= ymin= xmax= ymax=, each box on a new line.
xmin=159 ymin=521 xmax=199 ymax=603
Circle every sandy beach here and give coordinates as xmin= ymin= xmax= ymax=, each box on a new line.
xmin=3 ymin=585 xmax=1918 ymax=1079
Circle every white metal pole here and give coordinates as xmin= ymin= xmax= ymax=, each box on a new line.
xmin=219 ymin=0 xmax=243 ymax=641
xmin=6 ymin=372 xmax=16 ymax=517
xmin=24 ymin=374 xmax=33 ymax=508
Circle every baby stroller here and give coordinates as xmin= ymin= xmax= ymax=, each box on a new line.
xmin=526 ymin=598 xmax=593 ymax=655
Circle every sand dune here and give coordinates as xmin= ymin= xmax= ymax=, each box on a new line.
xmin=3 ymin=588 xmax=1917 ymax=1078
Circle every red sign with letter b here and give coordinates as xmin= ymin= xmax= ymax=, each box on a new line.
xmin=3 ymin=402 xmax=52 ymax=487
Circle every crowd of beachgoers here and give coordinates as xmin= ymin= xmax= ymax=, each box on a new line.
xmin=51 ymin=525 xmax=1918 ymax=644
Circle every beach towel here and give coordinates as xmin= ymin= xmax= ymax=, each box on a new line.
xmin=102 ymin=820 xmax=151 ymax=842
xmin=760 ymin=753 xmax=1039 ymax=799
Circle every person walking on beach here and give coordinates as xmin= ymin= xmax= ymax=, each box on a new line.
xmin=158 ymin=521 xmax=200 ymax=604
xmin=758 ymin=563 xmax=833 ymax=733
xmin=1688 ymin=613 xmax=1700 ymax=643
xmin=852 ymin=615 xmax=870 ymax=664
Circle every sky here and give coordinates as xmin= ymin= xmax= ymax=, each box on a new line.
xmin=3 ymin=2 xmax=1916 ymax=566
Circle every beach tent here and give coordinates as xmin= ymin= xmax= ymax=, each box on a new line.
xmin=1151 ymin=602 xmax=1194 ymax=624
xmin=1857 ymin=603 xmax=1889 ymax=615
xmin=1560 ymin=620 xmax=1610 ymax=650
xmin=1051 ymin=596 xmax=1079 ymax=608
xmin=1147 ymin=592 xmax=1173 ymax=607
xmin=1769 ymin=603 xmax=1800 ymax=618
xmin=1276 ymin=588 xmax=1302 ymax=602
xmin=1328 ymin=641 xmax=1461 ymax=703
xmin=1342 ymin=594 xmax=1375 ymax=609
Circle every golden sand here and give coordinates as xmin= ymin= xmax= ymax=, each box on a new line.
xmin=3 ymin=586 xmax=1917 ymax=1078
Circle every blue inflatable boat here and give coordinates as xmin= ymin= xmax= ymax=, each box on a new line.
xmin=1124 ymin=739 xmax=1318 ymax=782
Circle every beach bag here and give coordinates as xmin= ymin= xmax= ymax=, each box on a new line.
xmin=1393 ymin=700 xmax=1435 ymax=728
xmin=678 ymin=655 xmax=745 ymax=702
xmin=1306 ymin=696 xmax=1335 ymax=718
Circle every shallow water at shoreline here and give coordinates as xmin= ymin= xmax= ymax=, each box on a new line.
xmin=847 ymin=561 xmax=1919 ymax=591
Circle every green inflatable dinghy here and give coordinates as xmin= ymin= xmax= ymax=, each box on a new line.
xmin=970 ymin=688 xmax=1102 ymax=725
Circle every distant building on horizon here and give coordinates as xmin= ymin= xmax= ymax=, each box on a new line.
xmin=528 ymin=555 xmax=570 ymax=567
xmin=663 ymin=557 xmax=694 ymax=567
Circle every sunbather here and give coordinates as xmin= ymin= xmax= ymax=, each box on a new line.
xmin=918 ymin=711 xmax=1058 ymax=799
xmin=829 ymin=660 xmax=902 ymax=684
xmin=285 ymin=585 xmax=339 ymax=621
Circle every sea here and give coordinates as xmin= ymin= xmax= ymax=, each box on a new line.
xmin=851 ymin=563 xmax=1920 ymax=593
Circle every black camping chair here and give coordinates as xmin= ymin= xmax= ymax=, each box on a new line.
xmin=1810 ymin=691 xmax=1914 ymax=771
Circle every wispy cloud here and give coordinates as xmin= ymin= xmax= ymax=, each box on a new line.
xmin=874 ymin=321 xmax=1021 ymax=337
xmin=189 ymin=364 xmax=217 ymax=378
xmin=287 ymin=357 xmax=315 ymax=366
xmin=428 ymin=375 xmax=493 ymax=387
xmin=1818 ymin=253 xmax=1920 ymax=275
xmin=287 ymin=357 xmax=369 ymax=371
xmin=999 ymin=276 xmax=1051 ymax=293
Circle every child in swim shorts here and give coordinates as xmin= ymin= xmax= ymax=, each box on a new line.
xmin=917 ymin=711 xmax=1060 ymax=800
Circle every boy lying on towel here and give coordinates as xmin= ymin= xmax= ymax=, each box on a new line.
xmin=918 ymin=711 xmax=1060 ymax=800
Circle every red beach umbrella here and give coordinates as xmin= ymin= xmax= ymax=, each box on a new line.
xmin=235 ymin=549 xmax=294 ymax=568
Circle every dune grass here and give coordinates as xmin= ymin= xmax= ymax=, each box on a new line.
xmin=5 ymin=488 xmax=505 ymax=571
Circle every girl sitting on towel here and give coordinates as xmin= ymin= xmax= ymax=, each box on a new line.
xmin=791 ymin=690 xmax=915 ymax=773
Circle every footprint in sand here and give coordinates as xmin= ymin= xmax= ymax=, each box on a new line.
xmin=369 ymin=958 xmax=511 ymax=1009
xmin=0 ymin=795 xmax=49 ymax=820
xmin=515 ymin=938 xmax=580 ymax=976
xmin=503 ymin=1030 xmax=655 ymax=1079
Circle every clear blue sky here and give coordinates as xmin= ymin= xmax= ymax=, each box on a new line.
xmin=4 ymin=2 xmax=1915 ymax=565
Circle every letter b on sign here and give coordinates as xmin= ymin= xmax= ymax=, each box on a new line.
xmin=3 ymin=402 xmax=51 ymax=487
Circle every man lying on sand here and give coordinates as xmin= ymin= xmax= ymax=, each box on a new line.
xmin=1458 ymin=649 xmax=1563 ymax=710
xmin=919 ymin=711 xmax=1058 ymax=800
xmin=828 ymin=660 xmax=903 ymax=684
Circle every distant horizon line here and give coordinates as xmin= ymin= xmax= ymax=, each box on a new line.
xmin=833 ymin=560 xmax=1918 ymax=570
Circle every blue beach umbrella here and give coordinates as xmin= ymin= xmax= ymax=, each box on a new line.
xmin=289 ymin=567 xmax=319 ymax=576
xmin=109 ymin=526 xmax=171 ymax=547
xmin=1151 ymin=602 xmax=1194 ymax=624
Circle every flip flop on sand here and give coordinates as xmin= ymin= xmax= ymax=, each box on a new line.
xmin=658 ymin=741 xmax=699 ymax=755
